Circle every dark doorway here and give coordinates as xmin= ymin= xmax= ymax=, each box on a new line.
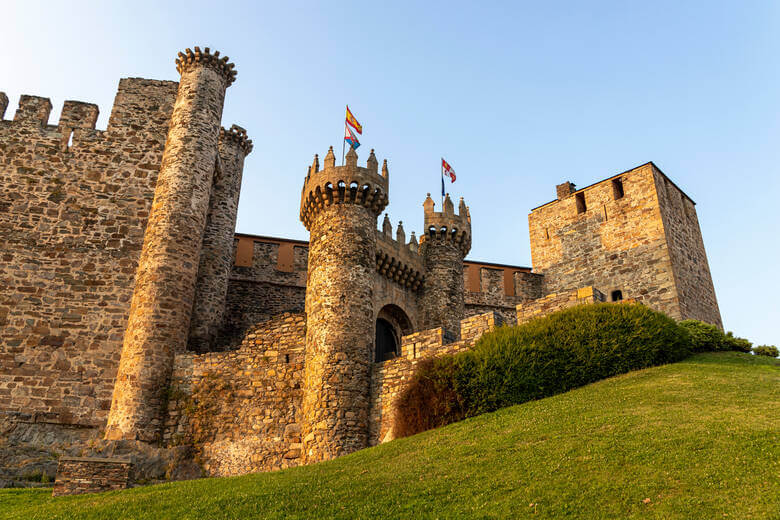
xmin=375 ymin=318 xmax=398 ymax=362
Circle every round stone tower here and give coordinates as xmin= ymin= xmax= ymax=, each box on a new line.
xmin=299 ymin=146 xmax=389 ymax=462
xmin=419 ymin=193 xmax=472 ymax=339
xmin=105 ymin=47 xmax=236 ymax=441
xmin=188 ymin=125 xmax=253 ymax=353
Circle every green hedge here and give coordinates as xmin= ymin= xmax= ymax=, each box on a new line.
xmin=679 ymin=320 xmax=752 ymax=353
xmin=395 ymin=303 xmax=691 ymax=437
xmin=753 ymin=345 xmax=779 ymax=358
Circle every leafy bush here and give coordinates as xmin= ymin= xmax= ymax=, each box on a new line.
xmin=724 ymin=332 xmax=752 ymax=353
xmin=752 ymin=345 xmax=779 ymax=358
xmin=395 ymin=303 xmax=691 ymax=437
xmin=679 ymin=320 xmax=752 ymax=353
xmin=680 ymin=320 xmax=728 ymax=352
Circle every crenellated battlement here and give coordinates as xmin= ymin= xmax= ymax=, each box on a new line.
xmin=420 ymin=193 xmax=472 ymax=256
xmin=12 ymin=95 xmax=53 ymax=126
xmin=219 ymin=124 xmax=253 ymax=155
xmin=375 ymin=215 xmax=424 ymax=291
xmin=299 ymin=146 xmax=389 ymax=230
xmin=175 ymin=47 xmax=237 ymax=86
xmin=0 ymin=92 xmax=7 ymax=119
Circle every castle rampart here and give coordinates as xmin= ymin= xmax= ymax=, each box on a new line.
xmin=105 ymin=47 xmax=236 ymax=442
xmin=0 ymin=78 xmax=178 ymax=429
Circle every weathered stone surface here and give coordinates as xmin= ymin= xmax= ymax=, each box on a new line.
xmin=419 ymin=193 xmax=472 ymax=339
xmin=52 ymin=457 xmax=131 ymax=496
xmin=188 ymin=126 xmax=253 ymax=353
xmin=528 ymin=163 xmax=721 ymax=327
xmin=299 ymin=147 xmax=387 ymax=463
xmin=105 ymin=48 xmax=235 ymax=443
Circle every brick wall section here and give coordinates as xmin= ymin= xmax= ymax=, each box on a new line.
xmin=652 ymin=166 xmax=722 ymax=327
xmin=528 ymin=163 xmax=686 ymax=320
xmin=164 ymin=313 xmax=305 ymax=476
xmin=0 ymin=79 xmax=177 ymax=427
xmin=52 ymin=457 xmax=131 ymax=496
xmin=516 ymin=286 xmax=606 ymax=324
xmin=106 ymin=49 xmax=234 ymax=442
xmin=369 ymin=311 xmax=502 ymax=445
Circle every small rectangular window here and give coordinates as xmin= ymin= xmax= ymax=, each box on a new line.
xmin=545 ymin=228 xmax=550 ymax=240
xmin=575 ymin=192 xmax=587 ymax=214
xmin=612 ymin=178 xmax=624 ymax=200
xmin=611 ymin=290 xmax=623 ymax=302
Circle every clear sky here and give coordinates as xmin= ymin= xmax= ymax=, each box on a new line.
xmin=2 ymin=1 xmax=779 ymax=347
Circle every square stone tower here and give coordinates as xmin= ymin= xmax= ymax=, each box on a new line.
xmin=528 ymin=162 xmax=722 ymax=328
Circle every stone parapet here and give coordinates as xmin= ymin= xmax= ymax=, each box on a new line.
xmin=299 ymin=147 xmax=388 ymax=229
xmin=52 ymin=457 xmax=131 ymax=496
xmin=375 ymin=224 xmax=424 ymax=291
xmin=176 ymin=47 xmax=237 ymax=86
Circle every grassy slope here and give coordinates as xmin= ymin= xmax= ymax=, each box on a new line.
xmin=2 ymin=352 xmax=778 ymax=520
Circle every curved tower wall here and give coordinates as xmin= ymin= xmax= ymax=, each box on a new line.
xmin=419 ymin=193 xmax=472 ymax=339
xmin=188 ymin=125 xmax=253 ymax=353
xmin=105 ymin=47 xmax=236 ymax=441
xmin=299 ymin=147 xmax=388 ymax=463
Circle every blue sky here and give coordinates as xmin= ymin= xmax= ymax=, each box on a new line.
xmin=2 ymin=1 xmax=779 ymax=346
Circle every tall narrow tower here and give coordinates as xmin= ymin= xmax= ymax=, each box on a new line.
xmin=299 ymin=146 xmax=388 ymax=462
xmin=188 ymin=125 xmax=253 ymax=352
xmin=105 ymin=47 xmax=236 ymax=442
xmin=419 ymin=193 xmax=472 ymax=339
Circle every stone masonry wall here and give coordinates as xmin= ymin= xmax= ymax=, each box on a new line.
xmin=52 ymin=457 xmax=131 ymax=496
xmin=529 ymin=163 xmax=683 ymax=319
xmin=164 ymin=313 xmax=305 ymax=476
xmin=516 ymin=286 xmax=606 ymax=324
xmin=188 ymin=127 xmax=252 ymax=353
xmin=0 ymin=79 xmax=178 ymax=428
xmin=369 ymin=311 xmax=504 ymax=445
xmin=222 ymin=238 xmax=308 ymax=345
xmin=106 ymin=50 xmax=233 ymax=442
xmin=652 ymin=167 xmax=722 ymax=327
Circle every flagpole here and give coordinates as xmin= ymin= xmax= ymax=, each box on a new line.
xmin=342 ymin=118 xmax=346 ymax=166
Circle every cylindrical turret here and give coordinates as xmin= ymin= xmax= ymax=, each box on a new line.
xmin=299 ymin=146 xmax=388 ymax=463
xmin=105 ymin=47 xmax=236 ymax=442
xmin=419 ymin=193 xmax=472 ymax=340
xmin=188 ymin=125 xmax=253 ymax=353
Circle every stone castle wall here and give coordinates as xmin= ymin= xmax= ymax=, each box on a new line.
xmin=652 ymin=167 xmax=722 ymax=327
xmin=221 ymin=234 xmax=530 ymax=348
xmin=369 ymin=311 xmax=504 ymax=445
xmin=516 ymin=286 xmax=606 ymax=324
xmin=528 ymin=163 xmax=687 ymax=321
xmin=164 ymin=313 xmax=306 ymax=476
xmin=0 ymin=79 xmax=178 ymax=428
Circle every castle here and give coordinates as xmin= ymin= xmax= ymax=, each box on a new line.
xmin=0 ymin=47 xmax=721 ymax=486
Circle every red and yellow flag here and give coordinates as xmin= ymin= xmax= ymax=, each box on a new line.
xmin=345 ymin=105 xmax=362 ymax=135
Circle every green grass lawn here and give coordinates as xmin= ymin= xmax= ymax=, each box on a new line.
xmin=2 ymin=352 xmax=778 ymax=519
